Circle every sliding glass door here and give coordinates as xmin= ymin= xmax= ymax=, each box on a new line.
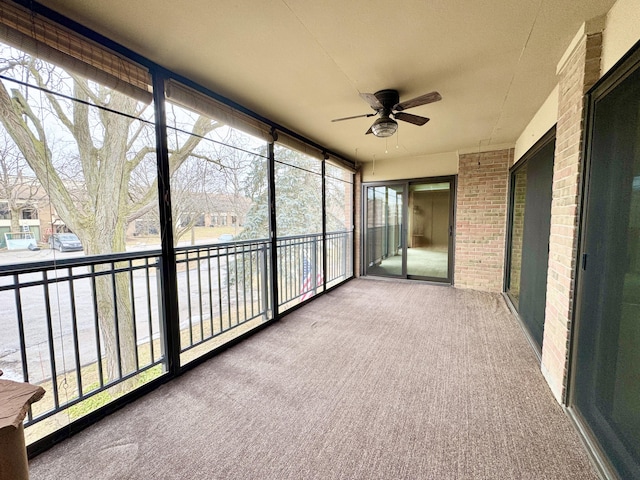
xmin=365 ymin=185 xmax=405 ymax=277
xmin=571 ymin=48 xmax=640 ymax=479
xmin=364 ymin=177 xmax=454 ymax=282
xmin=505 ymin=130 xmax=555 ymax=350
xmin=407 ymin=182 xmax=452 ymax=279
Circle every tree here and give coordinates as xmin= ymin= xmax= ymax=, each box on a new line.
xmin=0 ymin=46 xmax=219 ymax=388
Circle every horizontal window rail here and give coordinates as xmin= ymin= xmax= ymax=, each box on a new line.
xmin=0 ymin=251 xmax=166 ymax=431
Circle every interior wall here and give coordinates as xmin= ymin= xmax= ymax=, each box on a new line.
xmin=410 ymin=191 xmax=449 ymax=248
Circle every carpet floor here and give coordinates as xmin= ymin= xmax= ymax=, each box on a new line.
xmin=367 ymin=247 xmax=449 ymax=278
xmin=29 ymin=279 xmax=598 ymax=479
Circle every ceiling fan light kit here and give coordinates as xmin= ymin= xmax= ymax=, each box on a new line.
xmin=371 ymin=116 xmax=398 ymax=137
xmin=332 ymin=89 xmax=441 ymax=137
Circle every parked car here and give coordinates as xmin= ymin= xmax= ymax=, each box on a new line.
xmin=49 ymin=233 xmax=83 ymax=252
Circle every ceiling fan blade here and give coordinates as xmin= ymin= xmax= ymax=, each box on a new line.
xmin=365 ymin=126 xmax=373 ymax=135
xmin=393 ymin=91 xmax=442 ymax=111
xmin=394 ymin=112 xmax=430 ymax=126
xmin=331 ymin=113 xmax=376 ymax=122
xmin=360 ymin=92 xmax=383 ymax=110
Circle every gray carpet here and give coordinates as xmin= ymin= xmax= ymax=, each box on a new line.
xmin=29 ymin=279 xmax=598 ymax=480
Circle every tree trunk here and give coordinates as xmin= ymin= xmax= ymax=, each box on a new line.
xmin=87 ymin=231 xmax=138 ymax=393
xmin=9 ymin=205 xmax=20 ymax=232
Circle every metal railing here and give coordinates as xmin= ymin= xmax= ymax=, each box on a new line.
xmin=175 ymin=239 xmax=272 ymax=361
xmin=0 ymin=230 xmax=353 ymax=434
xmin=0 ymin=251 xmax=165 ymax=426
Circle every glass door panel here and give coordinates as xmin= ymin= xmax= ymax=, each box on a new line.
xmin=407 ymin=182 xmax=451 ymax=280
xmin=365 ymin=185 xmax=404 ymax=277
xmin=573 ymin=58 xmax=640 ymax=479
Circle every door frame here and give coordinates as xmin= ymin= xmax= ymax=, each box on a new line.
xmin=361 ymin=175 xmax=456 ymax=283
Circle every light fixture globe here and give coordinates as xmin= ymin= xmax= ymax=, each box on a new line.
xmin=371 ymin=116 xmax=398 ymax=137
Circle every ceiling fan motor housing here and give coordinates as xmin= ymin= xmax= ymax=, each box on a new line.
xmin=374 ymin=89 xmax=400 ymax=114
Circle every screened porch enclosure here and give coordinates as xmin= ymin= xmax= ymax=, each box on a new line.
xmin=0 ymin=1 xmax=354 ymax=452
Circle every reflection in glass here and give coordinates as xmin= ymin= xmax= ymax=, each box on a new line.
xmin=407 ymin=182 xmax=450 ymax=279
xmin=507 ymin=166 xmax=528 ymax=307
xmin=366 ymin=185 xmax=404 ymax=276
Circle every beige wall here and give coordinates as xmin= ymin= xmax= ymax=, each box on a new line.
xmin=409 ymin=190 xmax=449 ymax=248
xmin=515 ymin=0 xmax=640 ymax=164
xmin=513 ymin=86 xmax=558 ymax=163
xmin=360 ymin=151 xmax=458 ymax=182
xmin=602 ymin=0 xmax=640 ymax=76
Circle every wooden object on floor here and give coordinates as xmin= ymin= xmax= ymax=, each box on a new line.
xmin=0 ymin=379 xmax=45 ymax=480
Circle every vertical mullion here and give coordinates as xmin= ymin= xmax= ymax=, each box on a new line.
xmin=14 ymin=274 xmax=29 ymax=384
xmin=152 ymin=71 xmax=180 ymax=375
xmin=68 ymin=267 xmax=83 ymax=398
xmin=267 ymin=141 xmax=279 ymax=318
xmin=321 ymin=158 xmax=327 ymax=293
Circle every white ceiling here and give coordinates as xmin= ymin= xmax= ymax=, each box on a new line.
xmin=37 ymin=0 xmax=617 ymax=163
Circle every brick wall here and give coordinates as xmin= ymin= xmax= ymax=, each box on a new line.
xmin=541 ymin=32 xmax=602 ymax=403
xmin=454 ymin=148 xmax=512 ymax=291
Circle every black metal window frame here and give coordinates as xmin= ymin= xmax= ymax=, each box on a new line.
xmin=0 ymin=0 xmax=356 ymax=457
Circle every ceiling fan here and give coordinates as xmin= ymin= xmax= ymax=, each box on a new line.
xmin=332 ymin=89 xmax=442 ymax=137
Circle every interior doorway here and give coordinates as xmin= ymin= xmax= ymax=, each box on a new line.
xmin=363 ymin=177 xmax=455 ymax=282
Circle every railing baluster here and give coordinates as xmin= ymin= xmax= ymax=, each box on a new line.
xmin=185 ymin=251 xmax=193 ymax=347
xmin=234 ymin=246 xmax=240 ymax=326
xmin=197 ymin=249 xmax=204 ymax=342
xmin=217 ymin=251 xmax=223 ymax=334
xmin=68 ymin=267 xmax=82 ymax=399
xmin=241 ymin=244 xmax=247 ymax=323
xmin=207 ymin=249 xmax=214 ymax=338
xmin=111 ymin=262 xmax=123 ymax=381
xmin=145 ymin=258 xmax=155 ymax=363
xmin=225 ymin=251 xmax=232 ymax=331
xmin=249 ymin=245 xmax=254 ymax=318
xmin=128 ymin=260 xmax=140 ymax=372
xmin=42 ymin=270 xmax=59 ymax=409
xmin=90 ymin=265 xmax=104 ymax=388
